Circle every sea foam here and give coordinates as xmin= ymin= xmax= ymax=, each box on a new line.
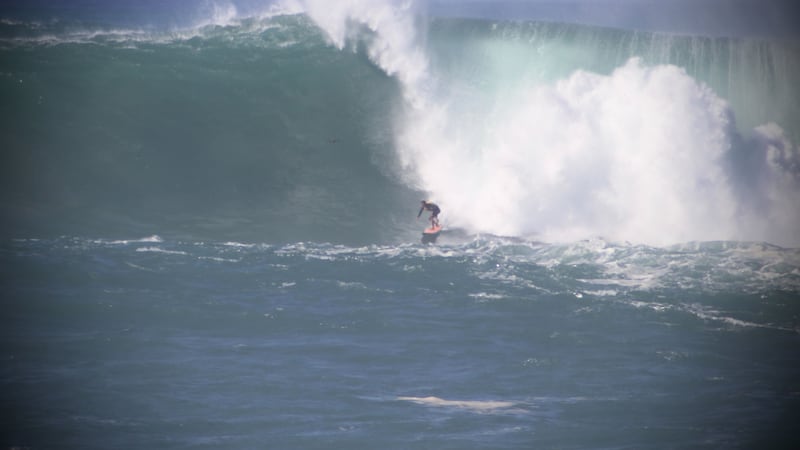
xmin=295 ymin=0 xmax=800 ymax=247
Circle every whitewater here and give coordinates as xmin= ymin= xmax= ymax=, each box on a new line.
xmin=278 ymin=0 xmax=800 ymax=247
xmin=1 ymin=1 xmax=799 ymax=448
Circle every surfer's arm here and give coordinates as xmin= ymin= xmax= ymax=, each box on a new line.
xmin=417 ymin=206 xmax=424 ymax=218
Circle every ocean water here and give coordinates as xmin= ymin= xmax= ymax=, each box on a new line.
xmin=1 ymin=1 xmax=800 ymax=448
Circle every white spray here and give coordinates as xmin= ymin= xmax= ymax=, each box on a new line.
xmin=289 ymin=0 xmax=800 ymax=247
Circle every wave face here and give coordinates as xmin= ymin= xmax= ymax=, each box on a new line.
xmin=0 ymin=13 xmax=417 ymax=244
xmin=1 ymin=1 xmax=799 ymax=246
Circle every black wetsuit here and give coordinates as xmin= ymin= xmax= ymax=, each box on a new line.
xmin=418 ymin=202 xmax=440 ymax=223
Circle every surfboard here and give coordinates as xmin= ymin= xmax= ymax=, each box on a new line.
xmin=421 ymin=225 xmax=442 ymax=244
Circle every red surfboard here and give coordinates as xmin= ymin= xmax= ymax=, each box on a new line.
xmin=421 ymin=225 xmax=442 ymax=244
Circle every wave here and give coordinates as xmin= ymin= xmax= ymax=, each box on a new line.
xmin=0 ymin=0 xmax=798 ymax=246
xmin=293 ymin=0 xmax=800 ymax=246
xmin=0 ymin=11 xmax=418 ymax=244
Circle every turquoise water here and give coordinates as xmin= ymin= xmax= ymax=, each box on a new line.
xmin=0 ymin=14 xmax=411 ymax=243
xmin=1 ymin=2 xmax=800 ymax=448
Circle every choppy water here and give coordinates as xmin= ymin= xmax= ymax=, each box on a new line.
xmin=2 ymin=236 xmax=799 ymax=448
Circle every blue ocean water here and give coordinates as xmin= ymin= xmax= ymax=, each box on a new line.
xmin=4 ymin=236 xmax=799 ymax=448
xmin=1 ymin=1 xmax=800 ymax=448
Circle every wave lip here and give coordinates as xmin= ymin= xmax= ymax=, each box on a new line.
xmin=0 ymin=1 xmax=304 ymax=47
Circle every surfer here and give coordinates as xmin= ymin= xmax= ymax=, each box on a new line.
xmin=417 ymin=200 xmax=440 ymax=228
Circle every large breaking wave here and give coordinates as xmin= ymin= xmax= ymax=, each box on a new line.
xmin=1 ymin=0 xmax=798 ymax=246
xmin=294 ymin=0 xmax=800 ymax=246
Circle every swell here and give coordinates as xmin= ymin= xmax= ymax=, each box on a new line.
xmin=0 ymin=16 xmax=417 ymax=244
xmin=2 ymin=7 xmax=799 ymax=246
